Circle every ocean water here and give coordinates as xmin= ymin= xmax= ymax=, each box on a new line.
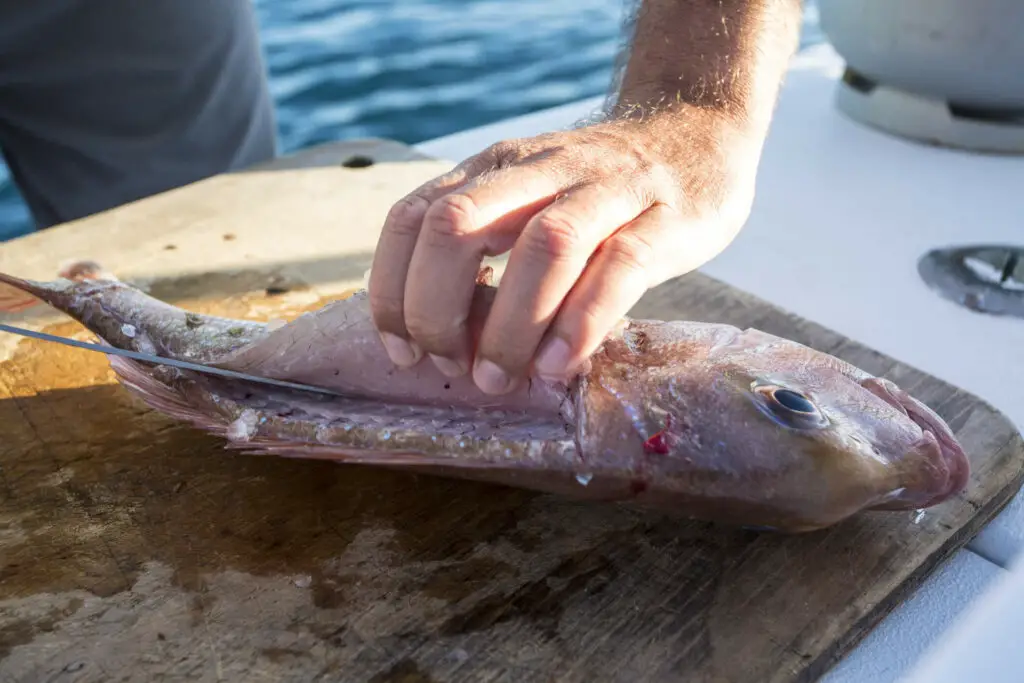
xmin=0 ymin=0 xmax=822 ymax=241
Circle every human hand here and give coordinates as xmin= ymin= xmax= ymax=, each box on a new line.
xmin=367 ymin=109 xmax=762 ymax=395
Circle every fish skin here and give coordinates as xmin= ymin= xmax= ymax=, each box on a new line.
xmin=0 ymin=266 xmax=971 ymax=532
xmin=0 ymin=272 xmax=268 ymax=361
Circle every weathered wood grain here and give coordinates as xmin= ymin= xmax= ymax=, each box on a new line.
xmin=1 ymin=139 xmax=1021 ymax=683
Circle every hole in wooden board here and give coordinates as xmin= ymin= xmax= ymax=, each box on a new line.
xmin=341 ymin=155 xmax=374 ymax=169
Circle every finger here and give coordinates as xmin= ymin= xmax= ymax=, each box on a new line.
xmin=368 ymin=140 xmax=542 ymax=367
xmin=368 ymin=165 xmax=474 ymax=367
xmin=532 ymin=203 xmax=686 ymax=383
xmin=471 ymin=180 xmax=654 ymax=394
xmin=402 ymin=162 xmax=577 ymax=377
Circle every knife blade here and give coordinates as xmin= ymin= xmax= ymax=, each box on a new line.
xmin=0 ymin=321 xmax=345 ymax=397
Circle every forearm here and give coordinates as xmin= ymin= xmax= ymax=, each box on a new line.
xmin=609 ymin=0 xmax=803 ymax=138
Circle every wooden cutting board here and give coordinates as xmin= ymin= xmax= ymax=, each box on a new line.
xmin=1 ymin=139 xmax=1021 ymax=683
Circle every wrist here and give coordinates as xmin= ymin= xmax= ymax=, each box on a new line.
xmin=607 ymin=102 xmax=765 ymax=189
xmin=580 ymin=104 xmax=759 ymax=237
xmin=609 ymin=0 xmax=802 ymax=142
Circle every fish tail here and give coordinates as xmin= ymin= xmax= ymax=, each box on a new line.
xmin=0 ymin=259 xmax=119 ymax=315
xmin=0 ymin=265 xmax=124 ymax=324
xmin=0 ymin=272 xmax=47 ymax=314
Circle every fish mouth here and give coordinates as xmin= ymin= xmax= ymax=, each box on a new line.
xmin=862 ymin=377 xmax=971 ymax=508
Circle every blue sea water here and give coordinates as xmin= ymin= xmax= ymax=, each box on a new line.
xmin=0 ymin=0 xmax=822 ymax=241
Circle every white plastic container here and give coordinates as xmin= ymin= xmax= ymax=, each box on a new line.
xmin=816 ymin=0 xmax=1024 ymax=152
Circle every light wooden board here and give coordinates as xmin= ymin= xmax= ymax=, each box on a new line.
xmin=1 ymin=139 xmax=1021 ymax=683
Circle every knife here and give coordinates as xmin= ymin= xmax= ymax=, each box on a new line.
xmin=0 ymin=322 xmax=345 ymax=397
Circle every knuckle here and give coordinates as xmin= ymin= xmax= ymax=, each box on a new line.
xmin=605 ymin=230 xmax=657 ymax=273
xmin=582 ymin=131 xmax=660 ymax=178
xmin=643 ymin=163 xmax=678 ymax=196
xmin=403 ymin=310 xmax=462 ymax=351
xmin=402 ymin=311 xmax=434 ymax=340
xmin=485 ymin=139 xmax=525 ymax=166
xmin=424 ymin=193 xmax=479 ymax=241
xmin=524 ymin=213 xmax=584 ymax=262
xmin=367 ymin=290 xmax=407 ymax=331
xmin=385 ymin=194 xmax=432 ymax=236
xmin=634 ymin=183 xmax=660 ymax=210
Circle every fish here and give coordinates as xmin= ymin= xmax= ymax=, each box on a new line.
xmin=0 ymin=262 xmax=970 ymax=533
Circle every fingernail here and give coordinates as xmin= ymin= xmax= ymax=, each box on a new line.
xmin=534 ymin=336 xmax=573 ymax=380
xmin=430 ymin=353 xmax=467 ymax=378
xmin=380 ymin=333 xmax=422 ymax=367
xmin=474 ymin=359 xmax=512 ymax=395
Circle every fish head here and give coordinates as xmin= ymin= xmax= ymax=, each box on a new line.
xmin=577 ymin=320 xmax=970 ymax=523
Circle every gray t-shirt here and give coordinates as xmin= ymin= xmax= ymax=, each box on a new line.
xmin=0 ymin=0 xmax=278 ymax=230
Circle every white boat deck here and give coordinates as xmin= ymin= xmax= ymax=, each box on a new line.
xmin=415 ymin=43 xmax=1024 ymax=683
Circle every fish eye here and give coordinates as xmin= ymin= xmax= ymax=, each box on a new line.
xmin=771 ymin=388 xmax=816 ymax=413
xmin=750 ymin=382 xmax=829 ymax=430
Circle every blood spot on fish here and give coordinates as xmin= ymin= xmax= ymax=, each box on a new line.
xmin=643 ymin=415 xmax=672 ymax=455
xmin=630 ymin=479 xmax=647 ymax=495
xmin=643 ymin=434 xmax=670 ymax=454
